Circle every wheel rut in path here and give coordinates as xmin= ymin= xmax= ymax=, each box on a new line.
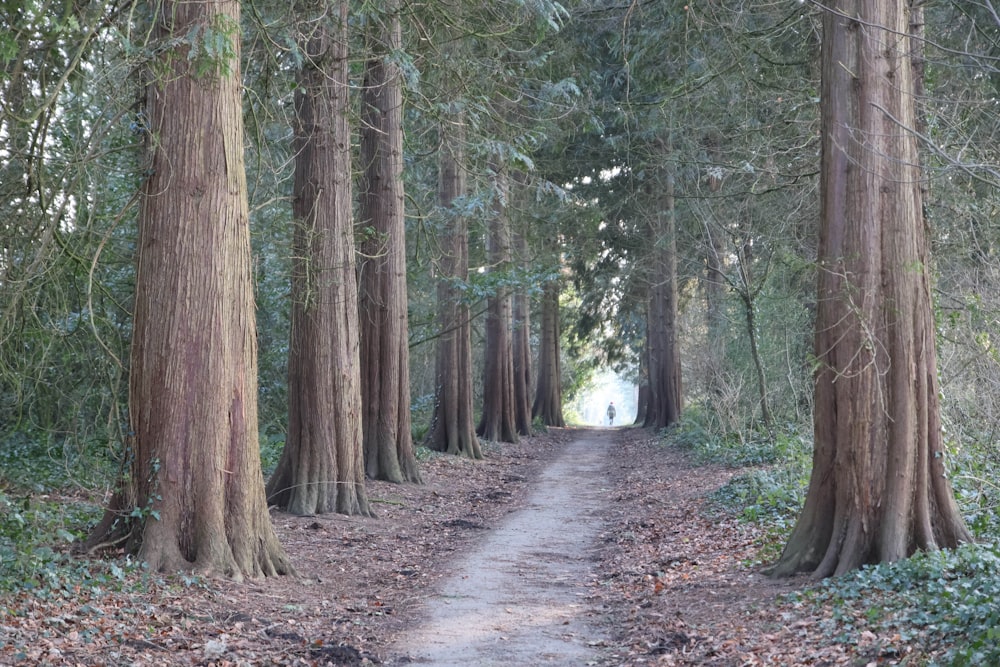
xmin=389 ymin=429 xmax=611 ymax=666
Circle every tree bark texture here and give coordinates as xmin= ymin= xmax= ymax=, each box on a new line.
xmin=512 ymin=233 xmax=533 ymax=436
xmin=532 ymin=280 xmax=565 ymax=427
xmin=265 ymin=1 xmax=371 ymax=516
xmin=643 ymin=163 xmax=682 ymax=429
xmin=425 ymin=115 xmax=482 ymax=458
xmin=87 ymin=0 xmax=292 ymax=579
xmin=477 ymin=166 xmax=519 ymax=444
xmin=770 ymin=0 xmax=970 ymax=579
xmin=358 ymin=0 xmax=421 ymax=483
xmin=634 ymin=383 xmax=650 ymax=426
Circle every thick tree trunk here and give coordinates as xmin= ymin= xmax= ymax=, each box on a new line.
xmin=86 ymin=0 xmax=292 ymax=579
xmin=644 ymin=161 xmax=682 ymax=430
xmin=770 ymin=0 xmax=970 ymax=579
xmin=426 ymin=115 xmax=482 ymax=458
xmin=477 ymin=166 xmax=519 ymax=444
xmin=532 ymin=280 xmax=565 ymax=427
xmin=512 ymin=234 xmax=533 ymax=436
xmin=358 ymin=0 xmax=421 ymax=483
xmin=265 ymin=1 xmax=370 ymax=516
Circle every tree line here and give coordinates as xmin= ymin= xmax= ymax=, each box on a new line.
xmin=2 ymin=0 xmax=1000 ymax=580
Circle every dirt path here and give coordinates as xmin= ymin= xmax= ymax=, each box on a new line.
xmin=387 ymin=429 xmax=612 ymax=666
xmin=1 ymin=427 xmax=862 ymax=666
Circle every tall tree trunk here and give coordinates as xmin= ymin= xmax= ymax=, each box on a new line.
xmin=266 ymin=0 xmax=370 ymax=516
xmin=358 ymin=0 xmax=421 ymax=483
xmin=426 ymin=114 xmax=482 ymax=458
xmin=532 ymin=280 xmax=565 ymax=427
xmin=770 ymin=0 xmax=970 ymax=579
xmin=644 ymin=158 xmax=682 ymax=429
xmin=85 ymin=0 xmax=292 ymax=579
xmin=704 ymin=220 xmax=727 ymax=377
xmin=477 ymin=165 xmax=519 ymax=443
xmin=512 ymin=233 xmax=533 ymax=436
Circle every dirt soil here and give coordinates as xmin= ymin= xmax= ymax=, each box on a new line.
xmin=0 ymin=427 xmax=893 ymax=666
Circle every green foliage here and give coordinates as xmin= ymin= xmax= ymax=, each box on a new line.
xmin=710 ymin=465 xmax=807 ymax=530
xmin=413 ymin=445 xmax=437 ymax=462
xmin=942 ymin=435 xmax=1000 ymax=540
xmin=531 ymin=415 xmax=548 ymax=434
xmin=667 ymin=414 xmax=812 ymax=564
xmin=0 ymin=431 xmax=116 ymax=493
xmin=668 ymin=410 xmax=811 ymax=469
xmin=807 ymin=543 xmax=1000 ymax=666
xmin=259 ymin=431 xmax=285 ymax=478
xmin=410 ymin=392 xmax=435 ymax=444
xmin=0 ymin=491 xmax=135 ymax=594
xmin=148 ymin=13 xmax=241 ymax=80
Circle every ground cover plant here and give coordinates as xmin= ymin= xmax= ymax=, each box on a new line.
xmin=668 ymin=412 xmax=1000 ymax=666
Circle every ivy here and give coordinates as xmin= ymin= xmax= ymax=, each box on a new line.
xmin=809 ymin=543 xmax=1000 ymax=665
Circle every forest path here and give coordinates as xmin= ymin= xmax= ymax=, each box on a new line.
xmin=387 ymin=428 xmax=612 ymax=666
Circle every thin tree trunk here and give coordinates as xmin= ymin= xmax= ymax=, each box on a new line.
xmin=532 ymin=280 xmax=565 ymax=427
xmin=358 ymin=0 xmax=421 ymax=483
xmin=426 ymin=113 xmax=482 ymax=458
xmin=266 ymin=0 xmax=370 ymax=516
xmin=734 ymin=243 xmax=774 ymax=435
xmin=770 ymin=0 xmax=970 ymax=579
xmin=703 ymin=131 xmax=728 ymax=399
xmin=512 ymin=234 xmax=533 ymax=436
xmin=704 ymin=231 xmax=728 ymax=404
xmin=86 ymin=0 xmax=292 ymax=579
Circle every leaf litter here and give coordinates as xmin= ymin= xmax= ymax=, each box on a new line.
xmin=0 ymin=427 xmax=918 ymax=665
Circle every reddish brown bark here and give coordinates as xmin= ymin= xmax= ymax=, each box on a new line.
xmin=770 ymin=0 xmax=970 ymax=578
xmin=643 ymin=161 xmax=682 ymax=430
xmin=512 ymin=234 xmax=533 ymax=436
xmin=86 ymin=0 xmax=292 ymax=579
xmin=358 ymin=0 xmax=421 ymax=483
xmin=633 ymin=383 xmax=650 ymax=426
xmin=426 ymin=116 xmax=482 ymax=458
xmin=477 ymin=166 xmax=519 ymax=444
xmin=532 ymin=280 xmax=565 ymax=427
xmin=265 ymin=1 xmax=370 ymax=516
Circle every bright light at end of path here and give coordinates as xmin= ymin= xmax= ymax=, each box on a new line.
xmin=570 ymin=370 xmax=637 ymax=427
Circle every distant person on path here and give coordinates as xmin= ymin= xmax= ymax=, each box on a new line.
xmin=607 ymin=402 xmax=616 ymax=426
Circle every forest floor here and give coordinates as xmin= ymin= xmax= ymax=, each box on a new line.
xmin=0 ymin=427 xmax=905 ymax=666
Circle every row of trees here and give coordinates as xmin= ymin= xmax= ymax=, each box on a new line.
xmin=0 ymin=0 xmax=597 ymax=578
xmin=4 ymin=0 xmax=1000 ymax=579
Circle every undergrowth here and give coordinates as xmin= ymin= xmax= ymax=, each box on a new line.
xmin=0 ymin=431 xmax=141 ymax=596
xmin=0 ymin=491 xmax=141 ymax=596
xmin=803 ymin=543 xmax=1000 ymax=666
xmin=668 ymin=411 xmax=1000 ymax=666
xmin=665 ymin=413 xmax=811 ymax=563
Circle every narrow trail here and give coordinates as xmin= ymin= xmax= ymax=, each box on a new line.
xmin=388 ymin=429 xmax=612 ymax=666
